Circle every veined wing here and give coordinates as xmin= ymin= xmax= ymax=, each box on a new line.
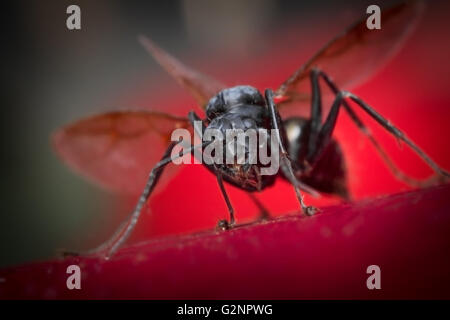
xmin=276 ymin=0 xmax=424 ymax=117
xmin=53 ymin=111 xmax=191 ymax=195
xmin=139 ymin=35 xmax=227 ymax=108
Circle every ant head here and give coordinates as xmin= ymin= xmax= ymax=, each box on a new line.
xmin=206 ymin=85 xmax=264 ymax=120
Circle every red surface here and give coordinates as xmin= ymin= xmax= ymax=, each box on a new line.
xmin=5 ymin=3 xmax=448 ymax=300
xmin=1 ymin=184 xmax=449 ymax=299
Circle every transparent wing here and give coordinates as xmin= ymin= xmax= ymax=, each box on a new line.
xmin=52 ymin=111 xmax=191 ymax=195
xmin=276 ymin=0 xmax=424 ymax=117
xmin=139 ymin=35 xmax=227 ymax=108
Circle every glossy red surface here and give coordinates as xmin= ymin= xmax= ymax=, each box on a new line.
xmin=4 ymin=3 xmax=450 ymax=299
xmin=1 ymin=184 xmax=449 ymax=299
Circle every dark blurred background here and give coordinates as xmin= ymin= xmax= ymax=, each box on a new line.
xmin=3 ymin=0 xmax=449 ymax=268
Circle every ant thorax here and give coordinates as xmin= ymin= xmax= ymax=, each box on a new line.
xmin=205 ymin=85 xmax=266 ymax=119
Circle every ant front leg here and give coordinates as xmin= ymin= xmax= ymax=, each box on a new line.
xmin=265 ymin=89 xmax=318 ymax=216
xmin=187 ymin=111 xmax=236 ymax=230
xmin=215 ymin=172 xmax=236 ymax=230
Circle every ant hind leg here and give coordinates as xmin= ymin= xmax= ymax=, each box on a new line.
xmin=309 ymin=69 xmax=450 ymax=184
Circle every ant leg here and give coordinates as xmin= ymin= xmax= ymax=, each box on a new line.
xmin=189 ymin=110 xmax=234 ymax=228
xmin=188 ymin=111 xmax=236 ymax=229
xmin=306 ymin=68 xmax=323 ymax=160
xmin=248 ymin=193 xmax=270 ymax=221
xmin=265 ymin=89 xmax=318 ymax=216
xmin=69 ymin=141 xmax=207 ymax=259
xmin=70 ymin=141 xmax=177 ymax=259
xmin=306 ymin=90 xmax=345 ymax=166
xmin=344 ymin=92 xmax=450 ymax=179
xmin=313 ymin=69 xmax=447 ymax=187
xmin=216 ymin=173 xmax=236 ymax=230
xmin=306 ymin=78 xmax=450 ymax=181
